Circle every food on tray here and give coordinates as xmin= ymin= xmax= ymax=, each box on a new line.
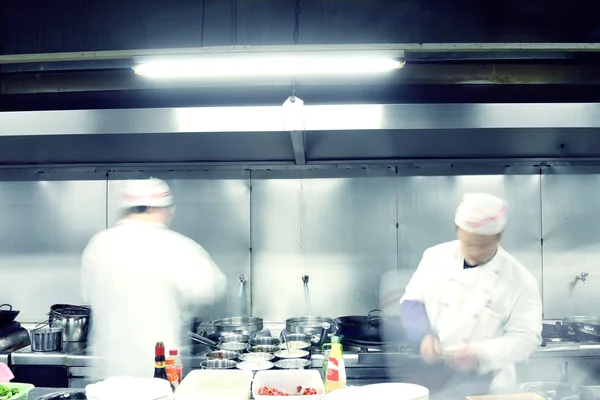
xmin=258 ymin=386 xmax=318 ymax=396
xmin=0 ymin=385 xmax=19 ymax=400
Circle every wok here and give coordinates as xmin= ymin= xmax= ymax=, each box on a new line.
xmin=335 ymin=309 xmax=405 ymax=343
xmin=0 ymin=304 xmax=20 ymax=328
xmin=563 ymin=316 xmax=600 ymax=342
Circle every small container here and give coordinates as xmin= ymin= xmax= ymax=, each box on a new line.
xmin=0 ymin=383 xmax=34 ymax=400
xmin=249 ymin=337 xmax=281 ymax=347
xmin=249 ymin=345 xmax=279 ymax=354
xmin=176 ymin=369 xmax=253 ymax=400
xmin=205 ymin=350 xmax=240 ymax=360
xmin=239 ymin=352 xmax=275 ymax=362
xmin=252 ymin=370 xmax=325 ymax=400
xmin=169 ymin=349 xmax=183 ymax=383
xmin=200 ymin=359 xmax=238 ymax=369
xmin=31 ymin=327 xmax=63 ymax=352
xmin=274 ymin=359 xmax=312 ymax=370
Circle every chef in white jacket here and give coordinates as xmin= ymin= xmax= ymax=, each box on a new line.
xmin=400 ymin=193 xmax=542 ymax=398
xmin=81 ymin=177 xmax=227 ymax=381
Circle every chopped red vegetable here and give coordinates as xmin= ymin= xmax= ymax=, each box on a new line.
xmin=258 ymin=386 xmax=318 ymax=396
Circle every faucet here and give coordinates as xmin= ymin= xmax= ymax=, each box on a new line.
xmin=238 ymin=274 xmax=247 ymax=298
xmin=302 ymin=275 xmax=310 ymax=300
xmin=575 ymin=272 xmax=589 ymax=284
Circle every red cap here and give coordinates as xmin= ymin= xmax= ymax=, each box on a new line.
xmin=155 ymin=342 xmax=165 ymax=357
xmin=169 ymin=349 xmax=178 ymax=355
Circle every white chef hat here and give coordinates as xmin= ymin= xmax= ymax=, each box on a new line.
xmin=119 ymin=178 xmax=174 ymax=209
xmin=455 ymin=193 xmax=507 ymax=235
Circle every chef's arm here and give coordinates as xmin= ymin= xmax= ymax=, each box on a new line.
xmin=471 ymin=285 xmax=542 ymax=373
xmin=400 ymin=250 xmax=434 ymax=349
xmin=401 ymin=300 xmax=434 ymax=349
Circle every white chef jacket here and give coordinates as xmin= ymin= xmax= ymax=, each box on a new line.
xmin=81 ymin=219 xmax=227 ymax=381
xmin=401 ymin=240 xmax=542 ymax=392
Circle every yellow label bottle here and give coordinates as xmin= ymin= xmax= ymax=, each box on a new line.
xmin=324 ymin=336 xmax=346 ymax=393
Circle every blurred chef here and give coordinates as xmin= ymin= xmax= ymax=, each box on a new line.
xmin=400 ymin=193 xmax=542 ymax=397
xmin=81 ymin=177 xmax=227 ymax=381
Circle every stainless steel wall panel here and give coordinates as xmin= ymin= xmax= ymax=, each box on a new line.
xmin=107 ymin=171 xmax=251 ymax=321
xmin=0 ymin=180 xmax=106 ymax=322
xmin=251 ymin=169 xmax=397 ymax=322
xmin=541 ymin=167 xmax=600 ymax=318
xmin=396 ymin=174 xmax=543 ymax=304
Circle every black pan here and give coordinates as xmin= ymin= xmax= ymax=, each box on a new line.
xmin=335 ymin=309 xmax=405 ymax=343
xmin=0 ymin=304 xmax=20 ymax=328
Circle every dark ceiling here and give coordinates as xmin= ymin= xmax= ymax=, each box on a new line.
xmin=2 ymin=0 xmax=600 ymax=110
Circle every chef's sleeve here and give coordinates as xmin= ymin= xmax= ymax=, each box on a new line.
xmin=471 ymin=278 xmax=542 ymax=373
xmin=172 ymin=243 xmax=228 ymax=306
xmin=400 ymin=250 xmax=434 ymax=348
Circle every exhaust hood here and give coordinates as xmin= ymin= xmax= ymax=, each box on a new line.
xmin=0 ymin=102 xmax=599 ymax=167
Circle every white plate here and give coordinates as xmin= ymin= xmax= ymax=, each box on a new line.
xmin=360 ymin=383 xmax=429 ymax=400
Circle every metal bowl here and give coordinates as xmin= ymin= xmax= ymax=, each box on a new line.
xmin=274 ymin=349 xmax=310 ymax=359
xmin=204 ymin=350 xmax=240 ymax=360
xmin=212 ymin=317 xmax=264 ymax=333
xmin=236 ymin=361 xmax=274 ymax=371
xmin=200 ymin=359 xmax=238 ymax=369
xmin=239 ymin=352 xmax=275 ymax=362
xmin=279 ymin=341 xmax=310 ymax=351
xmin=274 ymin=359 xmax=312 ymax=369
xmin=249 ymin=337 xmax=280 ymax=347
xmin=219 ymin=334 xmax=250 ymax=343
xmin=249 ymin=345 xmax=279 ymax=353
xmin=219 ymin=342 xmax=249 ymax=352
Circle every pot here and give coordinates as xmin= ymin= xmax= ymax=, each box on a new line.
xmin=0 ymin=304 xmax=20 ymax=328
xmin=200 ymin=359 xmax=238 ymax=369
xmin=219 ymin=334 xmax=250 ymax=343
xmin=212 ymin=317 xmax=263 ymax=333
xmin=49 ymin=304 xmax=91 ymax=343
xmin=285 ymin=316 xmax=336 ymax=335
xmin=563 ymin=316 xmax=600 ymax=342
xmin=335 ymin=309 xmax=405 ymax=343
xmin=31 ymin=327 xmax=63 ymax=352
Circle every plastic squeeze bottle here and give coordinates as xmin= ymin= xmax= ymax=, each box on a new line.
xmin=324 ymin=336 xmax=346 ymax=393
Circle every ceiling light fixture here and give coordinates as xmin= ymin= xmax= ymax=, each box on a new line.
xmin=132 ymin=50 xmax=405 ymax=79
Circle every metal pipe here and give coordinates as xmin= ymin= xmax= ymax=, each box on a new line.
xmin=1 ymin=43 xmax=600 ymax=65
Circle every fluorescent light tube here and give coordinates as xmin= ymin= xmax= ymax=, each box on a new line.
xmin=133 ymin=54 xmax=404 ymax=78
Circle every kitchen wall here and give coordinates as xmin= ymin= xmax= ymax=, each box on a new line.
xmin=0 ymin=165 xmax=596 ymax=323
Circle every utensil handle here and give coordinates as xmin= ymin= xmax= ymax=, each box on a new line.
xmin=0 ymin=304 xmax=12 ymax=311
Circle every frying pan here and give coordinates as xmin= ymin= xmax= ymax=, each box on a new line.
xmin=563 ymin=316 xmax=600 ymax=342
xmin=0 ymin=304 xmax=20 ymax=328
xmin=335 ymin=309 xmax=405 ymax=343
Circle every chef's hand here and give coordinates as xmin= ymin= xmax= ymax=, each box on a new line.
xmin=420 ymin=334 xmax=443 ymax=364
xmin=447 ymin=346 xmax=479 ymax=372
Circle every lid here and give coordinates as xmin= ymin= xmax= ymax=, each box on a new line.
xmin=169 ymin=349 xmax=178 ymax=355
xmin=155 ymin=342 xmax=165 ymax=357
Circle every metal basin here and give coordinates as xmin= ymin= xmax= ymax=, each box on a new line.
xmin=239 ymin=352 xmax=275 ymax=362
xmin=204 ymin=350 xmax=240 ymax=360
xmin=249 ymin=337 xmax=280 ymax=347
xmin=218 ymin=342 xmax=249 ymax=352
xmin=274 ymin=359 xmax=312 ymax=369
xmin=249 ymin=345 xmax=279 ymax=354
xmin=200 ymin=359 xmax=238 ymax=369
